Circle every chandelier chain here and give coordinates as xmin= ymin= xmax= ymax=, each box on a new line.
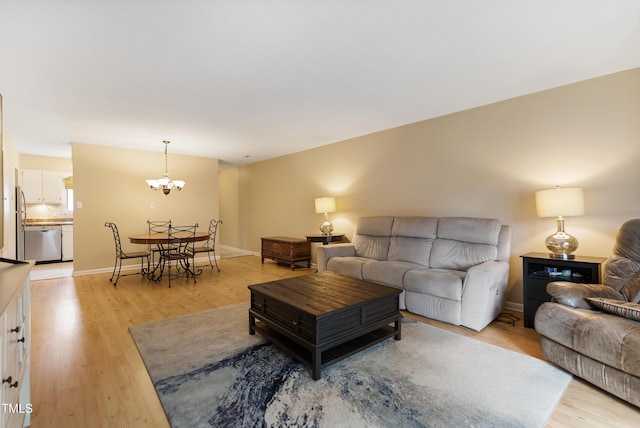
xmin=164 ymin=141 xmax=169 ymax=177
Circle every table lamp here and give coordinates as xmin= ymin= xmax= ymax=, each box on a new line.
xmin=535 ymin=187 xmax=584 ymax=259
xmin=315 ymin=197 xmax=336 ymax=235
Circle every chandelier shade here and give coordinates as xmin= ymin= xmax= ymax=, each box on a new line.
xmin=146 ymin=141 xmax=185 ymax=195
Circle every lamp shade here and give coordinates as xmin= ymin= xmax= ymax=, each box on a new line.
xmin=535 ymin=187 xmax=584 ymax=218
xmin=315 ymin=197 xmax=336 ymax=214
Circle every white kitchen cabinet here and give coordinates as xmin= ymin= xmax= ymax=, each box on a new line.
xmin=62 ymin=224 xmax=74 ymax=261
xmin=20 ymin=169 xmax=63 ymax=204
xmin=19 ymin=170 xmax=42 ymax=203
xmin=0 ymin=261 xmax=32 ymax=428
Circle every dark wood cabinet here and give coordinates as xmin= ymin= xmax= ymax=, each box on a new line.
xmin=521 ymin=252 xmax=606 ymax=328
xmin=261 ymin=236 xmax=311 ymax=270
xmin=306 ymin=234 xmax=345 ymax=245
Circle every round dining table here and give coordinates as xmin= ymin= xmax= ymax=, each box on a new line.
xmin=128 ymin=231 xmax=210 ymax=245
xmin=128 ymin=231 xmax=210 ymax=282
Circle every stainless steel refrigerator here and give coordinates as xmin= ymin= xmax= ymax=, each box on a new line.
xmin=15 ymin=187 xmax=26 ymax=260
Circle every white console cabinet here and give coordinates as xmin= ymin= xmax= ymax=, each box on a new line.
xmin=0 ymin=261 xmax=33 ymax=428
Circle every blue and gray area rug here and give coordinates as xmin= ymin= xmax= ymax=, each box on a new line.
xmin=129 ymin=303 xmax=572 ymax=428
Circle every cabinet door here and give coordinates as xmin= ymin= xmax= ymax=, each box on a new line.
xmin=19 ymin=281 xmax=31 ymax=428
xmin=2 ymin=285 xmax=30 ymax=428
xmin=0 ymin=311 xmax=4 ymax=428
xmin=3 ymin=296 xmax=20 ymax=414
xmin=62 ymin=225 xmax=74 ymax=261
xmin=20 ymin=170 xmax=42 ymax=203
xmin=42 ymin=171 xmax=63 ymax=203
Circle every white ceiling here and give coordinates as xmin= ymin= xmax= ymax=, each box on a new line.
xmin=1 ymin=1 xmax=639 ymax=168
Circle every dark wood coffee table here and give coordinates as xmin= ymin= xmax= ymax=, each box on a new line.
xmin=248 ymin=272 xmax=402 ymax=380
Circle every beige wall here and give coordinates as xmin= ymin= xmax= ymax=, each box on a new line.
xmin=73 ymin=143 xmax=219 ymax=273
xmin=218 ymin=167 xmax=239 ymax=247
xmin=1 ymin=133 xmax=21 ymax=259
xmin=219 ymin=68 xmax=640 ymax=307
xmin=20 ymin=154 xmax=72 ymax=171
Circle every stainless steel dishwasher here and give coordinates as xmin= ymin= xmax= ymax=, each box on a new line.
xmin=24 ymin=225 xmax=63 ymax=263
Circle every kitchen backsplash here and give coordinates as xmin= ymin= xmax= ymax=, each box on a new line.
xmin=26 ymin=204 xmax=71 ymax=221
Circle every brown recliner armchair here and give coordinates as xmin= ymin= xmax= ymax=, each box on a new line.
xmin=535 ymin=219 xmax=640 ymax=408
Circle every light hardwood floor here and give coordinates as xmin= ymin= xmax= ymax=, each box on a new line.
xmin=29 ymin=256 xmax=639 ymax=427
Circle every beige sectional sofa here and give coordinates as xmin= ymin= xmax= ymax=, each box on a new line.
xmin=317 ymin=216 xmax=512 ymax=331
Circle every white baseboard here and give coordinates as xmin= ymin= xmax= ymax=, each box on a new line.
xmin=504 ymin=301 xmax=523 ymax=313
xmin=218 ymin=244 xmax=259 ymax=257
xmin=72 ymin=255 xmax=219 ymax=277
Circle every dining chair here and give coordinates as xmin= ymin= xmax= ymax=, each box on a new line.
xmin=188 ymin=219 xmax=222 ymax=271
xmin=104 ymin=222 xmax=149 ymax=286
xmin=147 ymin=220 xmax=171 ymax=272
xmin=160 ymin=224 xmax=201 ymax=287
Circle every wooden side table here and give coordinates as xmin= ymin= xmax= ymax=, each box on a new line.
xmin=521 ymin=252 xmax=606 ymax=328
xmin=261 ymin=236 xmax=311 ymax=270
xmin=306 ymin=234 xmax=345 ymax=245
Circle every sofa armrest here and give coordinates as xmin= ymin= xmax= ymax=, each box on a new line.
xmin=546 ymin=281 xmax=624 ymax=309
xmin=316 ymin=243 xmax=356 ymax=272
xmin=460 ymin=261 xmax=510 ymax=331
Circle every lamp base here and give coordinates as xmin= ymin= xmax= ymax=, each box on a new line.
xmin=545 ymin=217 xmax=579 ymax=260
xmin=319 ymin=220 xmax=333 ymax=235
xmin=548 ymin=253 xmax=576 ymax=260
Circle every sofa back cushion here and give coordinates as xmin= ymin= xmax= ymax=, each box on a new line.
xmin=496 ymin=225 xmax=512 ymax=262
xmin=388 ymin=217 xmax=438 ymax=267
xmin=614 ymin=219 xmax=640 ymax=262
xmin=430 ymin=217 xmax=501 ymax=270
xmin=353 ymin=217 xmax=394 ymax=260
xmin=603 ymin=219 xmax=640 ymax=302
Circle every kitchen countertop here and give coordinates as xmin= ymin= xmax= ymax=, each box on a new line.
xmin=0 ymin=260 xmax=34 ymax=314
xmin=26 ymin=218 xmax=73 ymax=226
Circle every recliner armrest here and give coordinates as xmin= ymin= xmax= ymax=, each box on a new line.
xmin=460 ymin=260 xmax=510 ymax=331
xmin=316 ymin=243 xmax=356 ymax=272
xmin=546 ymin=281 xmax=624 ymax=309
xmin=462 ymin=261 xmax=510 ymax=294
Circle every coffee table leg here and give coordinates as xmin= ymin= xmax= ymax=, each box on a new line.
xmin=312 ymin=349 xmax=321 ymax=381
xmin=249 ymin=313 xmax=256 ymax=335
xmin=394 ymin=317 xmax=402 ymax=340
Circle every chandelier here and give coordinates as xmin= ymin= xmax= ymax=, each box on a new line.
xmin=146 ymin=140 xmax=185 ymax=195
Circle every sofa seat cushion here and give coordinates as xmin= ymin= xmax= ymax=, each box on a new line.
xmin=403 ymin=268 xmax=466 ymax=301
xmin=536 ymin=302 xmax=640 ymax=377
xmin=361 ymin=261 xmax=424 ymax=288
xmin=326 ymin=257 xmax=372 ymax=280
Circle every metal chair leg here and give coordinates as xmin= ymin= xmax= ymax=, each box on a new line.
xmin=110 ymin=257 xmax=118 ymax=284
xmin=212 ymin=250 xmax=220 ymax=272
xmin=113 ymin=256 xmax=124 ymax=286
